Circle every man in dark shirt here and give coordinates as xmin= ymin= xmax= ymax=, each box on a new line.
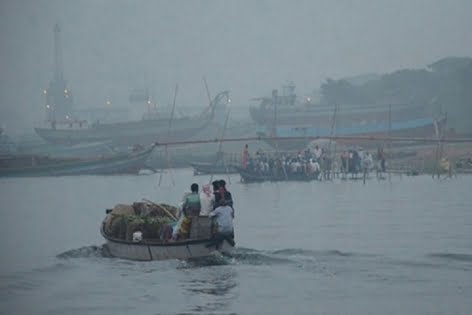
xmin=215 ymin=179 xmax=234 ymax=217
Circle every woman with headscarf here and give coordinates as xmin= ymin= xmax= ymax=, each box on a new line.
xmin=199 ymin=184 xmax=214 ymax=216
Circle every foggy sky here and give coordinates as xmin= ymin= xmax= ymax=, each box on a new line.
xmin=1 ymin=0 xmax=471 ymax=135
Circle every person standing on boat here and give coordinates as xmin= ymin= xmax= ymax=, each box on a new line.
xmin=199 ymin=184 xmax=214 ymax=216
xmin=182 ymin=183 xmax=201 ymax=217
xmin=172 ymin=183 xmax=201 ymax=240
xmin=209 ymin=200 xmax=234 ymax=241
xmin=215 ymin=179 xmax=233 ymax=213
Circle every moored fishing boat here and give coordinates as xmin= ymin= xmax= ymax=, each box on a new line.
xmin=190 ymin=153 xmax=239 ymax=175
xmin=191 ymin=161 xmax=238 ymax=175
xmin=100 ymin=201 xmax=235 ymax=261
xmin=0 ymin=144 xmax=155 ymax=177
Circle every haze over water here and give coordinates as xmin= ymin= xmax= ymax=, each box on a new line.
xmin=2 ymin=0 xmax=472 ymax=134
xmin=1 ymin=170 xmax=471 ymax=314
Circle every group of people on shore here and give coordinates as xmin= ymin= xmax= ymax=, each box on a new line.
xmin=241 ymin=144 xmax=387 ymax=180
xmin=170 ymin=179 xmax=234 ymax=241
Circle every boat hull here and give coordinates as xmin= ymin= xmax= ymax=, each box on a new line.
xmin=104 ymin=237 xmax=234 ymax=261
xmin=0 ymin=145 xmax=154 ymax=177
xmin=101 ymin=221 xmax=234 ymax=261
xmin=259 ymin=120 xmax=438 ymax=151
xmin=35 ymin=118 xmax=209 ymax=146
xmin=191 ymin=162 xmax=238 ymax=175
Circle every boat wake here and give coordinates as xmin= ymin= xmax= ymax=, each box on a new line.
xmin=56 ymin=244 xmax=112 ymax=259
xmin=427 ymin=252 xmax=472 ymax=263
xmin=55 ymin=245 xmax=472 ymax=272
xmin=55 ymin=245 xmax=376 ymax=263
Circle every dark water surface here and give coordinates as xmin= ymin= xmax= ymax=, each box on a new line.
xmin=1 ymin=170 xmax=471 ymax=314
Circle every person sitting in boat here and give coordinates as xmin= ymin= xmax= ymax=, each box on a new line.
xmin=171 ymin=214 xmax=192 ymax=241
xmin=199 ymin=184 xmax=214 ymax=216
xmin=209 ymin=200 xmax=234 ymax=241
xmin=182 ymin=183 xmax=201 ymax=217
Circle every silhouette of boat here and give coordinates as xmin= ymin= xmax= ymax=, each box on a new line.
xmin=0 ymin=144 xmax=155 ymax=177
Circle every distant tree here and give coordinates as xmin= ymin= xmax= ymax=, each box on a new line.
xmin=317 ymin=57 xmax=472 ymax=133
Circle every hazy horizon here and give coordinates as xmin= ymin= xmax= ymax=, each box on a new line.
xmin=1 ymin=0 xmax=471 ymax=135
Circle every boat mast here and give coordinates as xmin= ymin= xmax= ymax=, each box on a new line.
xmin=44 ymin=24 xmax=73 ymax=123
xmin=54 ymin=24 xmax=64 ymax=82
xmin=158 ymin=84 xmax=178 ymax=186
xmin=209 ymin=108 xmax=232 ymax=184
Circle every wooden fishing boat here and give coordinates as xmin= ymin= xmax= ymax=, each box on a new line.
xmin=0 ymin=144 xmax=155 ymax=177
xmin=191 ymin=161 xmax=238 ymax=175
xmin=100 ymin=201 xmax=235 ymax=261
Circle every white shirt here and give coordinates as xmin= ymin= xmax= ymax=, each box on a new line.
xmin=311 ymin=161 xmax=321 ymax=172
xmin=199 ymin=192 xmax=214 ymax=216
xmin=209 ymin=205 xmax=234 ymax=234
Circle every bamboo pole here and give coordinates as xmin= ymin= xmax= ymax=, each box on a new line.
xmin=142 ymin=198 xmax=177 ymax=220
xmin=153 ymin=135 xmax=472 ymax=147
xmin=159 ymin=84 xmax=178 ymax=186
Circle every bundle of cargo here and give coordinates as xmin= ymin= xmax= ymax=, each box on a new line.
xmin=104 ymin=201 xmax=178 ymax=241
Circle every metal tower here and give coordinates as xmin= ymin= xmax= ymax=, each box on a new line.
xmin=44 ymin=24 xmax=74 ymax=123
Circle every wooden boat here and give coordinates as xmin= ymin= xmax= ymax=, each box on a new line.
xmin=237 ymin=167 xmax=320 ymax=183
xmin=0 ymin=144 xmax=155 ymax=177
xmin=35 ymin=91 xmax=231 ymax=147
xmin=100 ymin=202 xmax=235 ymax=261
xmin=191 ymin=161 xmax=238 ymax=175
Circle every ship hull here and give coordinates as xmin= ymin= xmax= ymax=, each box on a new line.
xmin=0 ymin=145 xmax=154 ymax=177
xmin=259 ymin=117 xmax=438 ymax=151
xmin=35 ymin=118 xmax=209 ymax=146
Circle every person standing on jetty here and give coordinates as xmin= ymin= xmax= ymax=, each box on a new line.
xmin=377 ymin=146 xmax=386 ymax=174
xmin=241 ymin=144 xmax=249 ymax=169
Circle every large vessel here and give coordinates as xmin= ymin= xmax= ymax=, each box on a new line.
xmin=35 ymin=25 xmax=230 ymax=147
xmin=250 ymin=83 xmax=441 ymax=150
xmin=35 ymin=108 xmax=220 ymax=146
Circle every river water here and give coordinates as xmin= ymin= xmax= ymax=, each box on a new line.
xmin=0 ymin=170 xmax=471 ymax=314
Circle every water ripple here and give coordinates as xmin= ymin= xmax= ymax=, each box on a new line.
xmin=427 ymin=252 xmax=472 ymax=262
